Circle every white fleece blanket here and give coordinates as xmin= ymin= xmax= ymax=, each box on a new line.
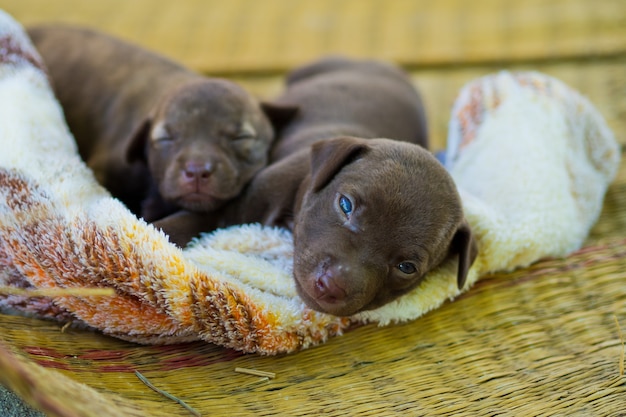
xmin=0 ymin=9 xmax=620 ymax=353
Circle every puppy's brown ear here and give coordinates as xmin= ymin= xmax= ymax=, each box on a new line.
xmin=260 ymin=102 xmax=299 ymax=132
xmin=310 ymin=136 xmax=368 ymax=192
xmin=126 ymin=118 xmax=151 ymax=164
xmin=450 ymin=219 xmax=478 ymax=290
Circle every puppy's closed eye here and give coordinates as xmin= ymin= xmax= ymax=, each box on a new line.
xmin=233 ymin=121 xmax=257 ymax=141
xmin=151 ymin=122 xmax=174 ymax=144
xmin=231 ymin=122 xmax=261 ymax=160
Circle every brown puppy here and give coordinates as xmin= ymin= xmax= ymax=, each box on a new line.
xmin=27 ymin=24 xmax=293 ymax=220
xmin=156 ymin=57 xmax=477 ymax=316
xmin=269 ymin=56 xmax=429 ymax=162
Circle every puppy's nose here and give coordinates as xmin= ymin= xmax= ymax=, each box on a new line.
xmin=315 ymin=275 xmax=347 ymax=303
xmin=183 ymin=161 xmax=214 ymax=181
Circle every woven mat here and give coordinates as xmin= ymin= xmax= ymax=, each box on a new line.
xmin=4 ymin=0 xmax=626 ymax=152
xmin=5 ymin=0 xmax=626 ymax=72
xmin=1 ymin=170 xmax=625 ymax=415
xmin=1 ymin=1 xmax=625 ymax=415
xmin=0 ymin=94 xmax=624 ymax=416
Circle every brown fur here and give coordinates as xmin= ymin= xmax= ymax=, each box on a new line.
xmin=155 ymin=57 xmax=478 ymax=316
xmin=27 ymin=24 xmax=294 ymax=220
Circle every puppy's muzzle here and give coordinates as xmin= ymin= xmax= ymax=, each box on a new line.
xmin=314 ymin=268 xmax=347 ymax=304
xmin=304 ymin=261 xmax=371 ymax=316
xmin=182 ymin=161 xmax=214 ymax=185
xmin=171 ymin=160 xmax=230 ymax=211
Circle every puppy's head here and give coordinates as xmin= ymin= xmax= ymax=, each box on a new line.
xmin=293 ymin=136 xmax=477 ymax=316
xmin=126 ymin=79 xmax=297 ymax=213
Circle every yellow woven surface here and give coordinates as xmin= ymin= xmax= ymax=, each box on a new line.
xmin=1 ymin=159 xmax=625 ymax=415
xmin=1 ymin=188 xmax=625 ymax=416
xmin=4 ymin=0 xmax=626 ymax=151
xmin=5 ymin=0 xmax=625 ymax=72
xmin=1 ymin=1 xmax=626 ymax=415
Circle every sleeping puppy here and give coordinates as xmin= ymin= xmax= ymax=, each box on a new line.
xmin=27 ymin=24 xmax=293 ymax=220
xmin=268 ymin=56 xmax=429 ymax=162
xmin=155 ymin=57 xmax=478 ymax=316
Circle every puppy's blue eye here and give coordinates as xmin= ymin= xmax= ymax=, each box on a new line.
xmin=339 ymin=195 xmax=353 ymax=216
xmin=397 ymin=262 xmax=417 ymax=275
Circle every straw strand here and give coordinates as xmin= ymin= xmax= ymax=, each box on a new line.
xmin=614 ymin=315 xmax=625 ymax=377
xmin=135 ymin=371 xmax=201 ymax=417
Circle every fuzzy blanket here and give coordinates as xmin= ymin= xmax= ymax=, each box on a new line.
xmin=0 ymin=10 xmax=620 ymax=354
